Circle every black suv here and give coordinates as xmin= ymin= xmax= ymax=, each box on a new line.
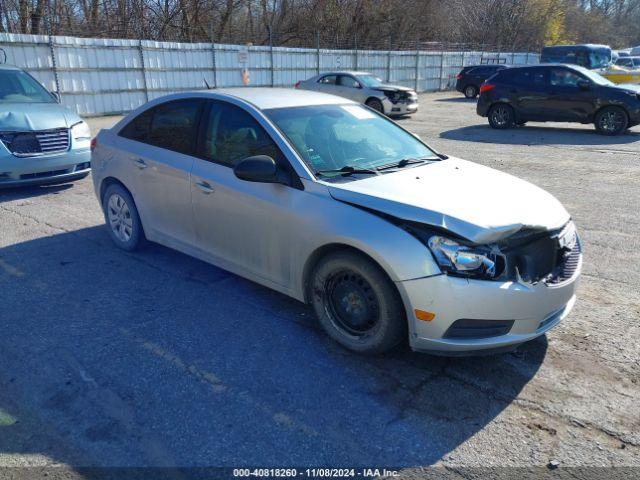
xmin=455 ymin=64 xmax=508 ymax=98
xmin=477 ymin=64 xmax=640 ymax=135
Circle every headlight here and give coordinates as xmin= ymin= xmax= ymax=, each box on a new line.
xmin=71 ymin=121 xmax=91 ymax=140
xmin=428 ymin=235 xmax=498 ymax=279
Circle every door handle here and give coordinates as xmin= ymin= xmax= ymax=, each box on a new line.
xmin=195 ymin=180 xmax=214 ymax=194
xmin=133 ymin=158 xmax=147 ymax=169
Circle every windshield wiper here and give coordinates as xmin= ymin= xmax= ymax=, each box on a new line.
xmin=315 ymin=165 xmax=379 ymax=177
xmin=375 ymin=157 xmax=438 ymax=171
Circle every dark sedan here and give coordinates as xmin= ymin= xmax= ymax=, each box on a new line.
xmin=477 ymin=64 xmax=640 ymax=135
xmin=455 ymin=64 xmax=508 ymax=98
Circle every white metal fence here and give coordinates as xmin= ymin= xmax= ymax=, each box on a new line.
xmin=0 ymin=33 xmax=540 ymax=117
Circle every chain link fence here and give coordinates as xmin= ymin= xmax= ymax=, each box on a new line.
xmin=0 ymin=32 xmax=539 ymax=116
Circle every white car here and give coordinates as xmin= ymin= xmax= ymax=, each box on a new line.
xmin=296 ymin=71 xmax=418 ymax=116
xmin=91 ymin=88 xmax=581 ymax=355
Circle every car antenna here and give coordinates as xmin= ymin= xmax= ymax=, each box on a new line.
xmin=203 ymin=78 xmax=212 ymax=90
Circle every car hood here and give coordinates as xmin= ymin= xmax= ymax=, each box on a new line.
xmin=616 ymin=83 xmax=640 ymax=94
xmin=326 ymin=158 xmax=570 ymax=244
xmin=0 ymin=103 xmax=82 ymax=132
xmin=373 ymin=84 xmax=415 ymax=93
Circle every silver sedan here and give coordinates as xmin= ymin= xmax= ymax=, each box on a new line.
xmin=92 ymin=88 xmax=580 ymax=355
xmin=295 ymin=71 xmax=418 ymax=116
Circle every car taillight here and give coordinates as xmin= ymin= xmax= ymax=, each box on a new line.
xmin=90 ymin=138 xmax=97 ymax=152
xmin=456 ymin=73 xmax=462 ymax=79
xmin=294 ymin=81 xmax=301 ymax=89
xmin=479 ymin=84 xmax=495 ymax=94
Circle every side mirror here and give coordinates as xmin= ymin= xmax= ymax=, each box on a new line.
xmin=577 ymin=79 xmax=590 ymax=90
xmin=234 ymin=155 xmax=289 ymax=185
xmin=51 ymin=92 xmax=61 ymax=103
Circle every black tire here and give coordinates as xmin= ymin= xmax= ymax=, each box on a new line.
xmin=594 ymin=106 xmax=628 ymax=136
xmin=365 ymin=98 xmax=384 ymax=114
xmin=488 ymin=103 xmax=515 ymax=129
xmin=464 ymin=85 xmax=478 ymax=99
xmin=310 ymin=251 xmax=407 ymax=355
xmin=102 ymin=183 xmax=146 ymax=251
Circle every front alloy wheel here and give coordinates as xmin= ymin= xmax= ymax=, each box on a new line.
xmin=595 ymin=107 xmax=628 ymax=136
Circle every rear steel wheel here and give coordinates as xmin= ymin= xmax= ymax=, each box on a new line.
xmin=488 ymin=104 xmax=515 ymax=129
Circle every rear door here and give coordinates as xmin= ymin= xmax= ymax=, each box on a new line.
xmin=506 ymin=68 xmax=549 ymax=120
xmin=313 ymin=74 xmax=340 ymax=95
xmin=117 ymin=98 xmax=204 ymax=247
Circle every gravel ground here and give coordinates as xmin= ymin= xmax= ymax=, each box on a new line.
xmin=0 ymin=92 xmax=638 ymax=478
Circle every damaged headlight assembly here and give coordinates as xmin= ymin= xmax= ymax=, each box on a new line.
xmin=428 ymin=235 xmax=500 ymax=279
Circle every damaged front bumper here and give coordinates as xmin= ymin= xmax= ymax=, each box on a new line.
xmin=396 ymin=255 xmax=581 ymax=355
xmin=382 ymin=97 xmax=418 ymax=116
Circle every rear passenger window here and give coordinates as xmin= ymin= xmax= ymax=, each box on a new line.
xmin=472 ymin=67 xmax=491 ymax=76
xmin=147 ymin=100 xmax=202 ymax=154
xmin=319 ymin=75 xmax=337 ymax=85
xmin=119 ymin=99 xmax=202 ymax=155
xmin=500 ymin=69 xmax=545 ymax=86
xmin=120 ymin=109 xmax=152 ymax=142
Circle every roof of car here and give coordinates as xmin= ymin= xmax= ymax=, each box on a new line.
xmin=464 ymin=64 xmax=507 ymax=68
xmin=212 ymin=87 xmax=357 ymax=110
xmin=496 ymin=63 xmax=581 ymax=70
xmin=316 ymin=71 xmax=373 ymax=76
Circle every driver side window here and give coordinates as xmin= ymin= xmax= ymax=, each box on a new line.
xmin=338 ymin=75 xmax=360 ymax=88
xmin=550 ymin=69 xmax=583 ymax=87
xmin=201 ymin=101 xmax=283 ymax=168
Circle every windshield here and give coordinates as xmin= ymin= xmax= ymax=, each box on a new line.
xmin=572 ymin=66 xmax=615 ymax=86
xmin=265 ymin=104 xmax=437 ymax=180
xmin=589 ymin=50 xmax=611 ymax=69
xmin=356 ymin=74 xmax=385 ymax=88
xmin=0 ymin=69 xmax=55 ymax=103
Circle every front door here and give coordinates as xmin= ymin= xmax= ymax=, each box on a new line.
xmin=547 ymin=67 xmax=596 ymax=122
xmin=190 ymin=100 xmax=303 ymax=287
xmin=336 ymin=74 xmax=365 ymax=102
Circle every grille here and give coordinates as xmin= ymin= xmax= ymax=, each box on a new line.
xmin=2 ymin=129 xmax=70 ymax=157
xmin=443 ymin=319 xmax=514 ymax=339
